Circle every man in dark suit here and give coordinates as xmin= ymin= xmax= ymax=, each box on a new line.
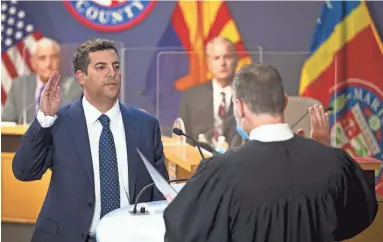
xmin=12 ymin=38 xmax=169 ymax=242
xmin=178 ymin=37 xmax=242 ymax=149
xmin=2 ymin=37 xmax=82 ymax=124
xmin=164 ymin=63 xmax=377 ymax=242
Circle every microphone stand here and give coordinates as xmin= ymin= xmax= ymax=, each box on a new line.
xmin=291 ymin=106 xmax=333 ymax=129
xmin=183 ymin=133 xmax=205 ymax=160
xmin=291 ymin=110 xmax=310 ymax=129
xmin=172 ymin=128 xmax=205 ymax=160
xmin=129 ymin=178 xmax=189 ymax=215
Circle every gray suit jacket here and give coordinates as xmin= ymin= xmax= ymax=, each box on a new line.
xmin=178 ymin=81 xmax=242 ymax=148
xmin=2 ymin=73 xmax=83 ymax=124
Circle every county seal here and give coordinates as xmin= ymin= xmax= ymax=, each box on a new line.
xmin=329 ymin=78 xmax=383 ymax=181
xmin=64 ymin=0 xmax=156 ymax=32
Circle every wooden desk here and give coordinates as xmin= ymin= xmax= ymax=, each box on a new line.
xmin=161 ymin=136 xmax=210 ymax=180
xmin=2 ymin=125 xmax=382 ymax=241
xmin=1 ymin=125 xmax=205 ymax=223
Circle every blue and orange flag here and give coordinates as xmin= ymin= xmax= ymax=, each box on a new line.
xmin=299 ymin=0 xmax=383 ymax=195
xmin=144 ymin=1 xmax=251 ymax=125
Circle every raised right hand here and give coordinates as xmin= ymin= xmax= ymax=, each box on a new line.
xmin=40 ymin=72 xmax=61 ymax=116
xmin=309 ymin=105 xmax=330 ymax=146
xmin=295 ymin=105 xmax=330 ymax=146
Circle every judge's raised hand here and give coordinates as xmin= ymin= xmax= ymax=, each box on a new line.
xmin=40 ymin=72 xmax=61 ymax=116
xmin=309 ymin=105 xmax=330 ymax=146
xmin=295 ymin=105 xmax=330 ymax=146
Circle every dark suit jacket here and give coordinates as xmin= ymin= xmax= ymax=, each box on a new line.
xmin=178 ymin=81 xmax=242 ymax=148
xmin=12 ymin=97 xmax=169 ymax=242
xmin=2 ymin=73 xmax=83 ymax=124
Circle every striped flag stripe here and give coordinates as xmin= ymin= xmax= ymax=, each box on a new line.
xmin=6 ymin=45 xmax=30 ymax=77
xmin=1 ymin=51 xmax=19 ymax=80
xmin=205 ymin=3 xmax=232 ymax=42
xmin=1 ymin=33 xmax=39 ymax=103
xmin=1 ymin=61 xmax=12 ymax=92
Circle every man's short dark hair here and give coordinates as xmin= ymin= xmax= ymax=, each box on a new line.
xmin=233 ymin=63 xmax=285 ymax=116
xmin=73 ymin=38 xmax=118 ymax=74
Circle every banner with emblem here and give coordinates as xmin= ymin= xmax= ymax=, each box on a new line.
xmin=299 ymin=0 xmax=383 ymax=196
xmin=63 ymin=0 xmax=156 ymax=32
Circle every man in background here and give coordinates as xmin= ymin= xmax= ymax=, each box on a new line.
xmin=2 ymin=37 xmax=82 ymax=124
xmin=164 ymin=63 xmax=377 ymax=242
xmin=178 ymin=37 xmax=241 ymax=149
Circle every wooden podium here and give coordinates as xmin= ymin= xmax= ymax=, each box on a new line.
xmin=1 ymin=125 xmax=382 ymax=241
xmin=1 ymin=125 xmax=206 ymax=223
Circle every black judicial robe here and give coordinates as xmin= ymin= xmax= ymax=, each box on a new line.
xmin=163 ymin=135 xmax=378 ymax=242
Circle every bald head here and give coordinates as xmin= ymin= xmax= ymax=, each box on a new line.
xmin=30 ymin=38 xmax=60 ymax=56
xmin=31 ymin=38 xmax=61 ymax=82
xmin=206 ymin=37 xmax=236 ymax=56
xmin=205 ymin=37 xmax=238 ymax=87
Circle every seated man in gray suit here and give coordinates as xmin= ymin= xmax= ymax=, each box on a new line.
xmin=2 ymin=37 xmax=82 ymax=124
xmin=179 ymin=37 xmax=242 ymax=149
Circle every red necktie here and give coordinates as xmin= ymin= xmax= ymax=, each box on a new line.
xmin=213 ymin=92 xmax=227 ymax=141
xmin=218 ymin=92 xmax=227 ymax=119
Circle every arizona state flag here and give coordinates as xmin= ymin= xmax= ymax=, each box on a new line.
xmin=144 ymin=0 xmax=251 ymax=124
xmin=167 ymin=1 xmax=251 ymax=91
xmin=299 ymin=0 xmax=383 ymax=195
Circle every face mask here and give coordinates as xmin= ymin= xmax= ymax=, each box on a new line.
xmin=235 ymin=118 xmax=249 ymax=140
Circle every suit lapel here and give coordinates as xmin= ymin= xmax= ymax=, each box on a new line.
xmin=65 ymin=96 xmax=94 ymax=187
xmin=223 ymin=101 xmax=234 ymax=135
xmin=205 ymin=82 xmax=215 ymax=141
xmin=223 ymin=100 xmax=239 ymax=145
xmin=120 ymin=104 xmax=140 ymax=202
xmin=25 ymin=76 xmax=37 ymax=122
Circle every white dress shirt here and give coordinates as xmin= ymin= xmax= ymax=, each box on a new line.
xmin=36 ymin=96 xmax=130 ymax=234
xmin=249 ymin=123 xmax=294 ymax=142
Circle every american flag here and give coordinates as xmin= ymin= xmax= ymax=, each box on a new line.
xmin=1 ymin=0 xmax=43 ymax=105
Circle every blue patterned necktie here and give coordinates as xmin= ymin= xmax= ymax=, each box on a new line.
xmin=98 ymin=114 xmax=120 ymax=218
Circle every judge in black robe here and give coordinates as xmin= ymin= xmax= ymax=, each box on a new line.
xmin=163 ymin=63 xmax=378 ymax=242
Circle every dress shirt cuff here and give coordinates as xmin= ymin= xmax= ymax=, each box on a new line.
xmin=36 ymin=110 xmax=57 ymax=128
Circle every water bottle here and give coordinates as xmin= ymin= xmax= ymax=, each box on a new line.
xmin=215 ymin=136 xmax=229 ymax=154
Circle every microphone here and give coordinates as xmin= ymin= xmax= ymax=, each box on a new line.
xmin=291 ymin=106 xmax=333 ymax=129
xmin=16 ymin=103 xmax=36 ymax=125
xmin=129 ymin=178 xmax=189 ymax=215
xmin=172 ymin=128 xmax=206 ymax=160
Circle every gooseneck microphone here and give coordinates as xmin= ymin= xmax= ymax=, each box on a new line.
xmin=129 ymin=178 xmax=189 ymax=215
xmin=291 ymin=106 xmax=333 ymax=129
xmin=172 ymin=128 xmax=205 ymax=160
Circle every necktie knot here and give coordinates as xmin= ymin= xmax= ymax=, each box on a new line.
xmin=99 ymin=114 xmax=110 ymax=127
